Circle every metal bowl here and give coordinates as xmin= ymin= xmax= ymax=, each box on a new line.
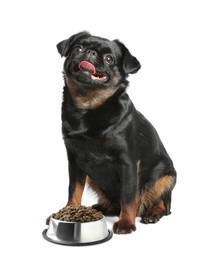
xmin=42 ymin=216 xmax=113 ymax=246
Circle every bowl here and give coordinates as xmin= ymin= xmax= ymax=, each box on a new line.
xmin=42 ymin=216 xmax=113 ymax=246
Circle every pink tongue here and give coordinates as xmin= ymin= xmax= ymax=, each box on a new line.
xmin=79 ymin=61 xmax=96 ymax=75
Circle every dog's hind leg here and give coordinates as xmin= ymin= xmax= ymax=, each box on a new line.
xmin=138 ymin=175 xmax=175 ymax=224
xmin=140 ymin=197 xmax=169 ymax=224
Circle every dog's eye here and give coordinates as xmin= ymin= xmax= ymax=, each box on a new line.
xmin=73 ymin=46 xmax=83 ymax=53
xmin=104 ymin=54 xmax=114 ymax=65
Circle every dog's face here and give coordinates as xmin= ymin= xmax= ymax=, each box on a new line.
xmin=57 ymin=31 xmax=141 ymax=91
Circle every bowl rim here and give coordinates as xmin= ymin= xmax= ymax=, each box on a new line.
xmin=42 ymin=229 xmax=113 ymax=246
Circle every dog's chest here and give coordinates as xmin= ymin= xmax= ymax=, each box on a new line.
xmin=62 ymin=106 xmax=123 ymax=180
xmin=65 ymin=135 xmax=119 ymax=172
xmin=65 ymin=135 xmax=121 ymax=192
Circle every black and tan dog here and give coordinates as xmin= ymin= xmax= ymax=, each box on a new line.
xmin=56 ymin=31 xmax=176 ymax=234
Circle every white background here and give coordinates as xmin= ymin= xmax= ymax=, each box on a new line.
xmin=0 ymin=0 xmax=220 ymax=259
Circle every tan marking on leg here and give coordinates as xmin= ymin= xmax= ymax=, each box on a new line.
xmin=148 ymin=200 xmax=166 ymax=216
xmin=67 ymin=180 xmax=85 ymax=206
xmin=119 ymin=198 xmax=137 ymax=224
xmin=138 ymin=175 xmax=175 ymax=216
xmin=113 ymin=195 xmax=138 ymax=234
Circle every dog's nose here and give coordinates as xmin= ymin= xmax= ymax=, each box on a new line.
xmin=87 ymin=49 xmax=97 ymax=56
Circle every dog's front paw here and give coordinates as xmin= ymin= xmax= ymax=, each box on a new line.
xmin=92 ymin=204 xmax=120 ymax=216
xmin=91 ymin=204 xmax=107 ymax=214
xmin=113 ymin=220 xmax=136 ymax=234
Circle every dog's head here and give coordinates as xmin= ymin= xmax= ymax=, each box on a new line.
xmin=57 ymin=31 xmax=141 ymax=108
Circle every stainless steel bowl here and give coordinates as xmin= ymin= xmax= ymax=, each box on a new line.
xmin=42 ymin=216 xmax=113 ymax=246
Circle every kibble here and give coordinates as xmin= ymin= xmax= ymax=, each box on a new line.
xmin=51 ymin=205 xmax=103 ymax=222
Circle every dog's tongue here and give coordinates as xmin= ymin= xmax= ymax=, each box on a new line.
xmin=79 ymin=61 xmax=96 ymax=75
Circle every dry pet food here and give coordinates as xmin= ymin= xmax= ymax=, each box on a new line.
xmin=51 ymin=205 xmax=103 ymax=222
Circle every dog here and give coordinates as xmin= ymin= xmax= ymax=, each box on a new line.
xmin=56 ymin=31 xmax=176 ymax=234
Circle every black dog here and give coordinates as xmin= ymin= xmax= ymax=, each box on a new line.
xmin=56 ymin=31 xmax=176 ymax=234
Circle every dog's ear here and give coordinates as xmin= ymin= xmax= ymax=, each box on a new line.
xmin=114 ymin=40 xmax=141 ymax=75
xmin=57 ymin=31 xmax=91 ymax=57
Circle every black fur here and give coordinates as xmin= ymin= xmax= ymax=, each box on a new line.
xmin=57 ymin=32 xmax=176 ymax=234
